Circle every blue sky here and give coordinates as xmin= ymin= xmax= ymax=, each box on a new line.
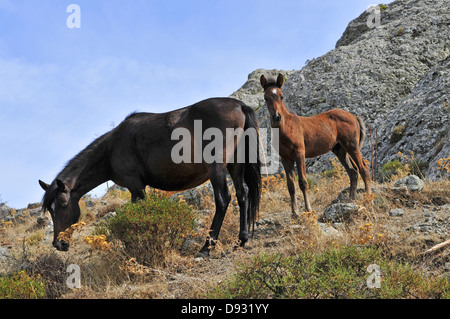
xmin=0 ymin=0 xmax=379 ymax=208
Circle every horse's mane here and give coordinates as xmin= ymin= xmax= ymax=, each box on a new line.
xmin=58 ymin=131 xmax=111 ymax=181
xmin=42 ymin=131 xmax=111 ymax=211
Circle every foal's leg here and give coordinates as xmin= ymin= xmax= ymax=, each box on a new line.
xmin=332 ymin=144 xmax=359 ymax=200
xmin=198 ymin=164 xmax=231 ymax=257
xmin=295 ymin=151 xmax=312 ymax=212
xmin=228 ymin=163 xmax=249 ymax=247
xmin=347 ymin=150 xmax=371 ymax=195
xmin=281 ymin=159 xmax=299 ymax=218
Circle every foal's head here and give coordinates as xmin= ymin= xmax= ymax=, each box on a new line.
xmin=260 ymin=73 xmax=286 ymax=127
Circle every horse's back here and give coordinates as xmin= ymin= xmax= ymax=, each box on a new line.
xmin=181 ymin=97 xmax=247 ymax=129
xmin=321 ymin=108 xmax=358 ymax=124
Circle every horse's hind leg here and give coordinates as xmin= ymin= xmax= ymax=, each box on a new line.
xmin=228 ymin=163 xmax=249 ymax=248
xmin=198 ymin=164 xmax=231 ymax=258
xmin=130 ymin=189 xmax=146 ymax=202
xmin=332 ymin=144 xmax=358 ymax=200
xmin=347 ymin=149 xmax=371 ymax=196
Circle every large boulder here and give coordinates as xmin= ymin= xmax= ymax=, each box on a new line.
xmin=0 ymin=203 xmax=11 ymax=220
xmin=393 ymin=175 xmax=424 ymax=192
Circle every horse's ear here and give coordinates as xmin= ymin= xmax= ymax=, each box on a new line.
xmin=39 ymin=180 xmax=50 ymax=191
xmin=260 ymin=75 xmax=267 ymax=89
xmin=276 ymin=73 xmax=285 ymax=88
xmin=56 ymin=179 xmax=66 ymax=191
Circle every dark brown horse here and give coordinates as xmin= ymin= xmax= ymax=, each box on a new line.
xmin=260 ymin=74 xmax=370 ymax=217
xmin=39 ymin=97 xmax=261 ymax=257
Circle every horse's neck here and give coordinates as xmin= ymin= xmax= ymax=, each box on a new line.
xmin=58 ymin=162 xmax=109 ymax=200
xmin=278 ymin=112 xmax=303 ymax=145
xmin=57 ymin=134 xmax=111 ymax=199
xmin=280 ymin=111 xmax=299 ymax=130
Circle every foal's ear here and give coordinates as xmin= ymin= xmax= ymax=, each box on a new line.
xmin=56 ymin=179 xmax=66 ymax=192
xmin=276 ymin=73 xmax=285 ymax=88
xmin=260 ymin=75 xmax=267 ymax=89
xmin=39 ymin=180 xmax=50 ymax=191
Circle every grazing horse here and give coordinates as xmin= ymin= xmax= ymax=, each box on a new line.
xmin=39 ymin=97 xmax=261 ymax=258
xmin=260 ymin=73 xmax=370 ymax=217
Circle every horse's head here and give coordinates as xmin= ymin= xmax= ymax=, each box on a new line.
xmin=260 ymin=73 xmax=286 ymax=127
xmin=39 ymin=179 xmax=80 ymax=251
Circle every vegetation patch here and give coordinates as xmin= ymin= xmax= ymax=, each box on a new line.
xmin=0 ymin=270 xmax=46 ymax=299
xmin=390 ymin=124 xmax=407 ymax=145
xmin=209 ymin=246 xmax=449 ymax=299
xmin=106 ymin=191 xmax=197 ymax=267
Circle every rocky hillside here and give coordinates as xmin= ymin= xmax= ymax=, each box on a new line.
xmin=231 ymin=0 xmax=449 ymax=179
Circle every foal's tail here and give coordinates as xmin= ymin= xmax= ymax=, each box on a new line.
xmin=240 ymin=103 xmax=262 ymax=233
xmin=356 ymin=116 xmax=366 ymax=150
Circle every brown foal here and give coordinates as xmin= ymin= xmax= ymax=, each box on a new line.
xmin=261 ymin=73 xmax=371 ymax=217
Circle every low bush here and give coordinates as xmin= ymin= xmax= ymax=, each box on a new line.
xmin=0 ymin=270 xmax=46 ymax=299
xmin=106 ymin=192 xmax=196 ymax=267
xmin=210 ymin=246 xmax=449 ymax=299
xmin=379 ymin=159 xmax=404 ymax=181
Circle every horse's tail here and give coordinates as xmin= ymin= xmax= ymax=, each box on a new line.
xmin=356 ymin=116 xmax=366 ymax=150
xmin=240 ymin=103 xmax=262 ymax=233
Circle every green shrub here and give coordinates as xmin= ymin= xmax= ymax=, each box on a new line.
xmin=209 ymin=246 xmax=450 ymax=299
xmin=0 ymin=271 xmax=46 ymax=299
xmin=390 ymin=124 xmax=407 ymax=144
xmin=380 ymin=159 xmax=404 ymax=181
xmin=106 ymin=192 xmax=196 ymax=266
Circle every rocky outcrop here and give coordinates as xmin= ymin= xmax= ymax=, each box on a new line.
xmin=231 ymin=0 xmax=450 ymax=179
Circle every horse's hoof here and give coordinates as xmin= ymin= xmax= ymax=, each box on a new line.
xmin=196 ymin=250 xmax=209 ymax=258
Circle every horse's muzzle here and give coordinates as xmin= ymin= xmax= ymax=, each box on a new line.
xmin=53 ymin=240 xmax=70 ymax=251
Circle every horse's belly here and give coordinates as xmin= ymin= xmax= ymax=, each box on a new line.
xmin=146 ymin=164 xmax=210 ymax=192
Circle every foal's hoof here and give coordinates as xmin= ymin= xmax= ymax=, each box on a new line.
xmin=291 ymin=212 xmax=300 ymax=220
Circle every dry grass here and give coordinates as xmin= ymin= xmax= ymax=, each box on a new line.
xmin=1 ymin=172 xmax=449 ymax=299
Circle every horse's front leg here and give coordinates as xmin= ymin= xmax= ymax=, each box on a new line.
xmin=197 ymin=165 xmax=231 ymax=258
xmin=281 ymin=159 xmax=298 ymax=219
xmin=296 ymin=151 xmax=312 ymax=212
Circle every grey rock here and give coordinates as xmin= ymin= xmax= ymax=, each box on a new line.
xmin=101 ymin=211 xmax=117 ymax=221
xmin=0 ymin=247 xmax=9 ymax=262
xmin=444 ymin=263 xmax=450 ymax=272
xmin=321 ymin=203 xmax=359 ymax=222
xmin=5 ymin=212 xmax=27 ymax=224
xmin=393 ymin=175 xmax=424 ymax=192
xmin=389 ymin=208 xmax=404 ymax=216
xmin=170 ymin=182 xmax=214 ymax=209
xmin=318 ymin=223 xmax=341 ymax=236
xmin=0 ymin=203 xmax=11 ymax=220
